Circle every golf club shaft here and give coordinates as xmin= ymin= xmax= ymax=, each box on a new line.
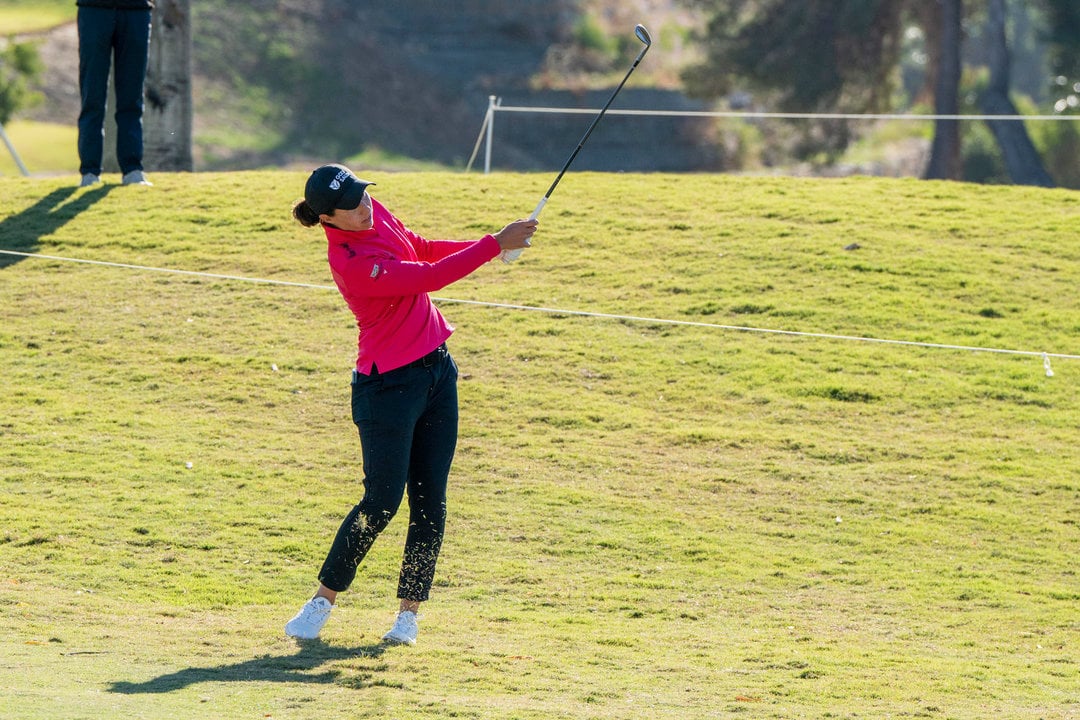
xmin=539 ymin=44 xmax=651 ymax=205
xmin=502 ymin=34 xmax=651 ymax=262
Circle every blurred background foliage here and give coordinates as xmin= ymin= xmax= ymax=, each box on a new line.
xmin=0 ymin=0 xmax=1076 ymax=185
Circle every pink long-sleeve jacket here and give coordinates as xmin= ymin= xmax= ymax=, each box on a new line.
xmin=324 ymin=198 xmax=501 ymax=374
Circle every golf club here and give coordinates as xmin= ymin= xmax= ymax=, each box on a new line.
xmin=502 ymin=23 xmax=653 ymax=262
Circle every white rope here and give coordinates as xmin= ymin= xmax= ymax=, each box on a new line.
xmin=491 ymin=105 xmax=1080 ymax=122
xmin=2 ymin=249 xmax=1076 ymax=366
xmin=433 ymin=297 xmax=1077 ymax=363
xmin=0 ymin=250 xmax=332 ymax=290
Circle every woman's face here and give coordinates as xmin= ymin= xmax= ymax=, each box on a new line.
xmin=322 ymin=191 xmax=373 ymax=231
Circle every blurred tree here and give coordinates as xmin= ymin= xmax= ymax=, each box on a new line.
xmin=923 ymin=0 xmax=963 ymax=180
xmin=979 ymin=0 xmax=1053 ymax=186
xmin=682 ymin=0 xmax=904 ymax=113
xmin=1032 ymin=0 xmax=1078 ymax=188
xmin=681 ymin=0 xmax=905 ymax=162
xmin=1041 ymin=0 xmax=1080 ymax=79
xmin=681 ymin=0 xmax=1075 ymax=184
xmin=0 ymin=40 xmax=43 ymax=125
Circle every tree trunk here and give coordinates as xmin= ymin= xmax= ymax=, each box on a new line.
xmin=923 ymin=0 xmax=963 ymax=180
xmin=912 ymin=0 xmax=942 ymax=107
xmin=978 ymin=0 xmax=1055 ymax=187
xmin=144 ymin=0 xmax=193 ymax=172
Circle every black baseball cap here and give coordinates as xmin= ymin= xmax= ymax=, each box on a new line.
xmin=304 ymin=164 xmax=375 ymax=216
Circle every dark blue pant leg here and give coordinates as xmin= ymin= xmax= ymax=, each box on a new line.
xmin=77 ymin=8 xmax=114 ymax=176
xmin=398 ymin=355 xmax=458 ymax=601
xmin=113 ymin=9 xmax=151 ymax=174
xmin=318 ymin=354 xmax=459 ymax=600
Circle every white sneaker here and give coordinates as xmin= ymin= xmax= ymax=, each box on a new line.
xmin=80 ymin=173 xmax=100 ymax=187
xmin=382 ymin=610 xmax=418 ymax=646
xmin=285 ymin=596 xmax=332 ymax=639
xmin=122 ymin=170 xmax=152 ymax=186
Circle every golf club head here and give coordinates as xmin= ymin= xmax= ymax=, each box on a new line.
xmin=635 ymin=24 xmax=652 ymax=48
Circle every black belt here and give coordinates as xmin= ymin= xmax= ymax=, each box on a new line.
xmin=399 ymin=342 xmax=448 ymax=370
xmin=361 ymin=343 xmax=447 ymax=378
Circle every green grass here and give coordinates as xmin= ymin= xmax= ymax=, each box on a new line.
xmin=1 ymin=171 xmax=1078 ymax=719
xmin=0 ymin=120 xmax=75 ymax=176
xmin=0 ymin=0 xmax=74 ymax=34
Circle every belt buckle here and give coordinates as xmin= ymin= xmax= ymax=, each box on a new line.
xmin=425 ymin=343 xmax=446 ymax=367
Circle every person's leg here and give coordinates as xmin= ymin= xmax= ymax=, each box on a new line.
xmin=396 ymin=353 xmax=459 ymax=605
xmin=77 ymin=8 xmax=115 ymax=177
xmin=316 ymin=368 xmax=430 ymax=594
xmin=287 ymin=369 xmax=427 ymax=639
xmin=112 ymin=9 xmax=151 ymax=175
xmin=380 ymin=358 xmax=458 ymax=644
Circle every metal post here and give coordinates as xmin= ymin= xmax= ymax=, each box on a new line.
xmin=465 ymin=97 xmax=493 ymax=173
xmin=0 ymin=122 xmax=30 ymax=176
xmin=484 ymin=95 xmax=497 ymax=174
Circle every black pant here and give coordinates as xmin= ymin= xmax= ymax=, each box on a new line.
xmin=318 ymin=346 xmax=458 ymax=602
xmin=77 ymin=7 xmax=151 ymax=176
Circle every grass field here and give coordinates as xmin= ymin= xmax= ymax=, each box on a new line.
xmin=0 ymin=120 xmax=75 ymax=177
xmin=0 ymin=171 xmax=1077 ymax=719
xmin=0 ymin=0 xmax=73 ymax=34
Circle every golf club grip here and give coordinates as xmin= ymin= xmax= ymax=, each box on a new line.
xmin=500 ymin=197 xmax=547 ymax=263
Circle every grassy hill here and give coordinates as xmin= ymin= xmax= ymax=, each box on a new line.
xmin=0 ymin=171 xmax=1078 ymax=719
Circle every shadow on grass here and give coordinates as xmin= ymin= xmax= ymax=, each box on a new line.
xmin=107 ymin=639 xmax=389 ymax=694
xmin=0 ymin=184 xmax=113 ymax=269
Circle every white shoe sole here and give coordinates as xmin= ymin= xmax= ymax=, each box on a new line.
xmin=382 ymin=632 xmax=416 ymax=646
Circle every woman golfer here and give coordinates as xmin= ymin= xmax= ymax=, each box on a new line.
xmin=285 ymin=164 xmax=537 ymax=644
